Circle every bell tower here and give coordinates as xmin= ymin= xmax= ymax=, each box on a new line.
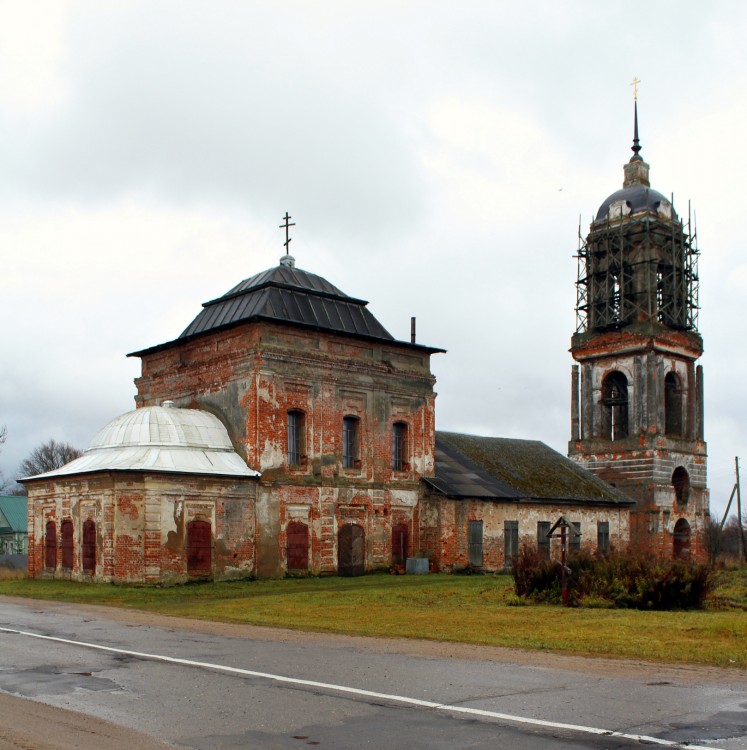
xmin=569 ymin=102 xmax=709 ymax=559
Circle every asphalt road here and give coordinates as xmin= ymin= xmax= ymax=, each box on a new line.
xmin=0 ymin=598 xmax=745 ymax=750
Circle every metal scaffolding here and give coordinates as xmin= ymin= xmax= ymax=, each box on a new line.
xmin=575 ymin=199 xmax=699 ymax=334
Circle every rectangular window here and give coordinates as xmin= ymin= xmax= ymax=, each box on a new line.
xmin=342 ymin=416 xmax=359 ymax=469
xmin=467 ymin=520 xmax=483 ymax=568
xmin=537 ymin=521 xmax=551 ymax=560
xmin=570 ymin=521 xmax=581 ymax=553
xmin=287 ymin=410 xmax=305 ymax=467
xmin=504 ymin=520 xmax=519 ymax=566
xmin=597 ymin=521 xmax=610 ymax=556
xmin=649 ymin=511 xmax=660 ymax=535
xmin=392 ymin=422 xmax=407 ymax=471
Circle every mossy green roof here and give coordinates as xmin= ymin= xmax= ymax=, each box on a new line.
xmin=427 ymin=432 xmax=633 ymax=506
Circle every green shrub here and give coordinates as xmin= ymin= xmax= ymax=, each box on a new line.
xmin=511 ymin=545 xmax=713 ymax=609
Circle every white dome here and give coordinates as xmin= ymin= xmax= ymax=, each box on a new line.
xmin=24 ymin=405 xmax=259 ymax=480
xmin=89 ymin=405 xmax=235 ymax=451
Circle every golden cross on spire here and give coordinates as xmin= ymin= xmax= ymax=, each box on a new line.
xmin=630 ymin=76 xmax=641 ymax=101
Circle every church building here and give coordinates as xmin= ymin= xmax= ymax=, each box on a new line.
xmin=23 ymin=105 xmax=700 ymax=583
xmin=568 ymin=103 xmax=709 ymax=560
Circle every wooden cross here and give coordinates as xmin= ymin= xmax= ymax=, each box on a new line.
xmin=279 ymin=211 xmax=295 ymax=252
xmin=630 ymin=76 xmax=641 ymax=101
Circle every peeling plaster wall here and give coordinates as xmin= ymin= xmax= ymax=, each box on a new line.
xmin=135 ymin=320 xmax=437 ymax=578
xmin=421 ymin=493 xmax=629 ymax=572
xmin=569 ymin=329 xmax=708 ymax=561
xmin=26 ymin=472 xmax=257 ymax=583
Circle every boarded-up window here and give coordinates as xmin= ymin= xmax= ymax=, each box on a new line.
xmin=287 ymin=521 xmax=309 ymax=571
xmin=597 ymin=521 xmax=610 ymax=556
xmin=504 ymin=520 xmax=519 ymax=566
xmin=338 ymin=523 xmax=365 ymax=577
xmin=61 ymin=520 xmax=74 ymax=569
xmin=391 ymin=523 xmax=408 ymax=567
xmin=467 ymin=520 xmax=483 ymax=568
xmin=187 ymin=519 xmax=212 ymax=574
xmin=45 ymin=521 xmax=57 ymax=570
xmin=82 ymin=519 xmax=96 ymax=573
xmin=570 ymin=522 xmax=581 ymax=553
xmin=537 ymin=521 xmax=551 ymax=560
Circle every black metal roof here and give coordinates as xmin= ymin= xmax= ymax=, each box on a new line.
xmin=426 ymin=432 xmax=633 ymax=506
xmin=595 ymin=184 xmax=674 ymax=223
xmin=130 ymin=263 xmax=444 ymax=357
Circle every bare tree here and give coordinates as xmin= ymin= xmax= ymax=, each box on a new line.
xmin=19 ymin=439 xmax=83 ymax=478
xmin=704 ymin=513 xmax=723 ymax=566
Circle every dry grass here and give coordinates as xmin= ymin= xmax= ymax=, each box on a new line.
xmin=0 ymin=566 xmax=26 ymax=581
xmin=0 ymin=570 xmax=744 ymax=668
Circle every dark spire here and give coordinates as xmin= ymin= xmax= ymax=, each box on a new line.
xmin=630 ymin=100 xmax=642 ymax=162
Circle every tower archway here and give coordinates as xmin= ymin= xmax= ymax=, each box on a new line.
xmin=673 ymin=518 xmax=691 ymax=559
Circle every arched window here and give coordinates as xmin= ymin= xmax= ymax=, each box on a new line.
xmin=287 ymin=410 xmax=306 ymax=467
xmin=391 ymin=523 xmax=408 ymax=567
xmin=286 ymin=521 xmax=309 ymax=571
xmin=673 ymin=518 xmax=691 ymax=559
xmin=61 ymin=520 xmax=74 ymax=570
xmin=392 ymin=422 xmax=408 ymax=471
xmin=601 ymin=372 xmax=629 ymax=440
xmin=672 ymin=467 xmax=690 ymax=505
xmin=664 ymin=372 xmax=683 ymax=436
xmin=82 ymin=519 xmax=96 ymax=573
xmin=187 ymin=519 xmax=212 ymax=574
xmin=342 ymin=416 xmax=360 ymax=469
xmin=45 ymin=521 xmax=57 ymax=570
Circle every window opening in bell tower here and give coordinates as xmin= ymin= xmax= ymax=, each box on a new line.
xmin=601 ymin=372 xmax=629 ymax=440
xmin=664 ymin=372 xmax=683 ymax=436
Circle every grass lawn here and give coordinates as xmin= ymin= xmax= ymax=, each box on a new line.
xmin=0 ymin=569 xmax=745 ymax=669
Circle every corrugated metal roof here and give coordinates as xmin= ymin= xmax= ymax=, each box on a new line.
xmin=426 ymin=432 xmax=633 ymax=505
xmin=23 ymin=406 xmax=259 ymax=482
xmin=129 ymin=263 xmax=445 ymax=358
xmin=179 ymin=265 xmax=395 ymax=341
xmin=0 ymin=496 xmax=27 ymax=533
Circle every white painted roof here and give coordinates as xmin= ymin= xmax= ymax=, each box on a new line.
xmin=26 ymin=405 xmax=259 ymax=480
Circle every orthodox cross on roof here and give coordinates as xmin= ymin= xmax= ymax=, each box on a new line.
xmin=630 ymin=76 xmax=641 ymax=101
xmin=279 ymin=211 xmax=296 ymax=267
xmin=279 ymin=211 xmax=295 ymax=252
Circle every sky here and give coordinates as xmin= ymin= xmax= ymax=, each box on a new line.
xmin=1 ymin=0 xmax=745 ymax=519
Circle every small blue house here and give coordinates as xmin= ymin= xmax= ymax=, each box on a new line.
xmin=0 ymin=495 xmax=28 ymax=555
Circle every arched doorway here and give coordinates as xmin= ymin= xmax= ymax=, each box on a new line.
xmin=287 ymin=521 xmax=309 ymax=572
xmin=187 ymin=519 xmax=212 ymax=575
xmin=338 ymin=523 xmax=365 ymax=577
xmin=391 ymin=523 xmax=408 ymax=567
xmin=673 ymin=518 xmax=691 ymax=559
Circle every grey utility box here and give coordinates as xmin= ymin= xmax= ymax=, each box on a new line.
xmin=405 ymin=557 xmax=429 ymax=574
